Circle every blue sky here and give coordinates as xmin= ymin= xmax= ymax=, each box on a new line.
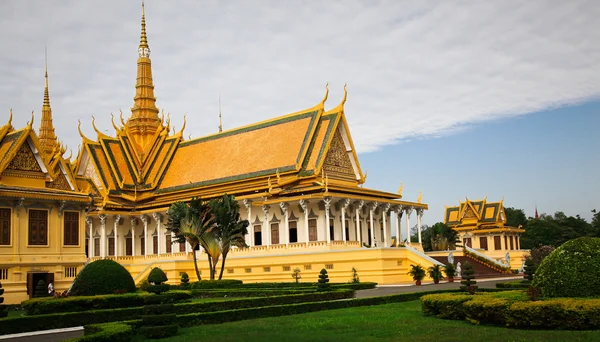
xmin=362 ymin=100 xmax=600 ymax=226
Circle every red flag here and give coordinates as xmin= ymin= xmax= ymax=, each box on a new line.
xmin=535 ymin=206 xmax=539 ymax=219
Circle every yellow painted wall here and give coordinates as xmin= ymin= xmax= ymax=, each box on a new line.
xmin=0 ymin=201 xmax=87 ymax=304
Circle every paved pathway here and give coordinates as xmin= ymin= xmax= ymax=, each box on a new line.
xmin=354 ymin=277 xmax=521 ymax=298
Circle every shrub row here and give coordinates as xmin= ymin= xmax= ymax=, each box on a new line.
xmin=495 ymin=281 xmax=531 ymax=289
xmin=22 ymin=290 xmax=192 ymax=315
xmin=113 ymin=288 xmax=471 ymax=330
xmin=421 ymin=291 xmax=600 ymax=330
xmin=177 ymin=289 xmax=461 ymax=327
xmin=63 ymin=323 xmax=133 ymax=342
xmin=186 ymin=281 xmax=377 ymax=290
xmin=0 ymin=290 xmax=354 ymax=335
xmin=190 ymin=288 xmax=316 ymax=298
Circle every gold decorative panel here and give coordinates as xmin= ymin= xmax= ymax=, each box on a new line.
xmin=46 ymin=171 xmax=72 ymax=191
xmin=463 ymin=207 xmax=477 ymax=220
xmin=84 ymin=160 xmax=104 ymax=191
xmin=6 ymin=143 xmax=42 ymax=172
xmin=323 ymin=129 xmax=354 ymax=176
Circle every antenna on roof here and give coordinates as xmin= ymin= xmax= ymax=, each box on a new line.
xmin=218 ymin=95 xmax=223 ymax=133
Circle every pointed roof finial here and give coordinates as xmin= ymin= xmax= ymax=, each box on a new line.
xmin=139 ymin=1 xmax=149 ymax=55
xmin=218 ymin=95 xmax=223 ymax=133
xmin=321 ymin=82 xmax=329 ymax=104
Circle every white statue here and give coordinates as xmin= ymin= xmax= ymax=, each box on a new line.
xmin=456 ymin=262 xmax=462 ymax=278
xmin=448 ymin=251 xmax=454 ymax=265
xmin=505 ymin=252 xmax=511 ymax=266
xmin=519 ymin=260 xmax=526 ymax=273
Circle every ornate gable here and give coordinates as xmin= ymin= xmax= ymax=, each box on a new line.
xmin=4 ymin=141 xmax=44 ymax=176
xmin=46 ymin=168 xmax=71 ymax=190
xmin=322 ymin=128 xmax=355 ymax=180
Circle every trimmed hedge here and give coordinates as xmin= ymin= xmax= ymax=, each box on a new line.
xmin=495 ymin=281 xmax=531 ymax=289
xmin=63 ymin=322 xmax=132 ymax=342
xmin=532 ymin=237 xmax=600 ymax=298
xmin=176 ymin=289 xmax=463 ymax=327
xmin=22 ymin=290 xmax=192 ymax=315
xmin=186 ymin=281 xmax=377 ymax=290
xmin=421 ymin=293 xmax=473 ymax=319
xmin=190 ymin=280 xmax=243 ymax=288
xmin=190 ymin=288 xmax=316 ymax=298
xmin=0 ymin=290 xmax=354 ymax=335
xmin=421 ymin=290 xmax=600 ymax=330
xmin=505 ymin=298 xmax=600 ymax=330
xmin=70 ymin=260 xmax=136 ymax=296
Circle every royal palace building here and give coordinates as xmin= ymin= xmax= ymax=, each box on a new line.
xmin=0 ymin=4 xmax=444 ymax=304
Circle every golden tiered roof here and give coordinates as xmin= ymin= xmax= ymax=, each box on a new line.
xmin=444 ymin=198 xmax=524 ymax=233
xmin=74 ymin=4 xmax=428 ymax=212
xmin=0 ymin=110 xmax=89 ymax=202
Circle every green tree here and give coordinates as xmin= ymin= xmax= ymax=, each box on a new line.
xmin=209 ymin=194 xmax=249 ymax=280
xmin=166 ymin=198 xmax=215 ymax=282
xmin=504 ymin=207 xmax=527 ymax=228
xmin=417 ymin=222 xmax=460 ymax=252
xmin=592 ymin=210 xmax=600 ymax=237
xmin=521 ymin=211 xmax=593 ymax=248
xmin=317 ymin=269 xmax=330 ymax=291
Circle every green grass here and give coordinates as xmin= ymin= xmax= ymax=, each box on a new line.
xmin=141 ymin=300 xmax=600 ymax=342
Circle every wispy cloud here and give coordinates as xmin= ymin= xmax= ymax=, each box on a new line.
xmin=0 ymin=0 xmax=598 ymax=153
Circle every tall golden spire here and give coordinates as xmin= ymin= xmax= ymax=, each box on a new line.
xmin=127 ymin=1 xmax=161 ymax=151
xmin=218 ymin=96 xmax=223 ymax=133
xmin=39 ymin=47 xmax=58 ymax=157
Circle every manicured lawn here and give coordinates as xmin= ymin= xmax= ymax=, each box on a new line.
xmin=143 ymin=300 xmax=600 ymax=342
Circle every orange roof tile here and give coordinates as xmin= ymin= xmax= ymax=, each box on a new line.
xmin=158 ymin=110 xmax=320 ymax=192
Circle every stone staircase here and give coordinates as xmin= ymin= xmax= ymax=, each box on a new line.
xmin=431 ymin=255 xmax=507 ymax=279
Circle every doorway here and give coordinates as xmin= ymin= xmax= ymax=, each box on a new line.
xmin=27 ymin=272 xmax=54 ymax=298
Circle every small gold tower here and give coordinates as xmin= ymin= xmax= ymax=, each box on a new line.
xmin=38 ymin=48 xmax=58 ymax=157
xmin=126 ymin=1 xmax=162 ymax=152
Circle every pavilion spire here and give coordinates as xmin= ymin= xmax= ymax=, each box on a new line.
xmin=218 ymin=95 xmax=223 ymax=133
xmin=127 ymin=0 xmax=162 ymax=152
xmin=39 ymin=47 xmax=59 ymax=157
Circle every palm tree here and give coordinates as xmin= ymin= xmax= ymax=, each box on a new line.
xmin=209 ymin=194 xmax=249 ymax=280
xmin=166 ymin=198 xmax=215 ymax=282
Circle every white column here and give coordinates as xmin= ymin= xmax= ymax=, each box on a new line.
xmin=341 ymin=199 xmax=349 ymax=242
xmin=86 ymin=217 xmax=93 ymax=258
xmin=262 ymin=205 xmax=271 ymax=246
xmin=185 ymin=240 xmax=192 ymax=254
xmin=113 ymin=215 xmax=120 ymax=257
xmin=243 ymin=199 xmax=253 ymax=247
xmin=355 ymin=200 xmax=364 ymax=245
xmin=141 ymin=214 xmax=148 ymax=256
xmin=153 ymin=213 xmax=162 ymax=255
xmin=382 ymin=203 xmax=390 ymax=247
xmin=99 ymin=214 xmax=107 ymax=258
xmin=369 ymin=202 xmax=377 ymax=247
xmin=130 ymin=217 xmax=137 ymax=256
xmin=405 ymin=207 xmax=413 ymax=244
xmin=300 ymin=199 xmax=309 ymax=245
xmin=417 ymin=209 xmax=423 ymax=245
xmin=280 ymin=202 xmax=289 ymax=245
xmin=324 ymin=197 xmax=331 ymax=244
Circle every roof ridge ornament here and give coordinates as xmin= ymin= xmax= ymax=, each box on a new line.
xmin=27 ymin=111 xmax=34 ymax=129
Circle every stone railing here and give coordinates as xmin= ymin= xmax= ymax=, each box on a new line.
xmin=405 ymin=244 xmax=444 ymax=266
xmin=464 ymin=246 xmax=511 ymax=272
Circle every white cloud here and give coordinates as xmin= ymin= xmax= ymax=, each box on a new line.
xmin=0 ymin=0 xmax=598 ymax=153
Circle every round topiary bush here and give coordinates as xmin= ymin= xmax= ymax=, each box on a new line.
xmin=148 ymin=267 xmax=168 ymax=285
xmin=532 ymin=237 xmax=600 ymax=298
xmin=69 ymin=259 xmax=136 ymax=296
